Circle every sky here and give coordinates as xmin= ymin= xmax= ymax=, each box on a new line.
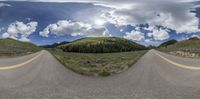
xmin=0 ymin=0 xmax=200 ymax=46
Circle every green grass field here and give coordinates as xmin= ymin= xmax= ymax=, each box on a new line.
xmin=0 ymin=38 xmax=41 ymax=57
xmin=158 ymin=38 xmax=200 ymax=58
xmin=49 ymin=49 xmax=147 ymax=77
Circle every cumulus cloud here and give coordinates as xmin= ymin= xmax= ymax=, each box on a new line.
xmin=58 ymin=0 xmax=200 ymax=39
xmin=0 ymin=3 xmax=11 ymax=7
xmin=123 ymin=30 xmax=145 ymax=41
xmin=14 ymin=0 xmax=199 ymax=34
xmin=5 ymin=0 xmax=197 ymax=3
xmin=2 ymin=0 xmax=200 ymax=42
xmin=2 ymin=21 xmax=38 ymax=42
xmin=100 ymin=1 xmax=200 ymax=34
xmin=147 ymin=27 xmax=170 ymax=41
xmin=191 ymin=34 xmax=200 ymax=38
xmin=100 ymin=11 xmax=127 ymax=26
xmin=39 ymin=20 xmax=110 ymax=37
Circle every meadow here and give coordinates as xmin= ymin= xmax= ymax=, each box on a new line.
xmin=50 ymin=49 xmax=147 ymax=77
xmin=0 ymin=38 xmax=41 ymax=57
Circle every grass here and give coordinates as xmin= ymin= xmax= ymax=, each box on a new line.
xmin=159 ymin=46 xmax=200 ymax=58
xmin=158 ymin=38 xmax=200 ymax=58
xmin=49 ymin=49 xmax=147 ymax=77
xmin=0 ymin=38 xmax=41 ymax=57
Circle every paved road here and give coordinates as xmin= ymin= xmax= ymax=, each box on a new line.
xmin=0 ymin=50 xmax=200 ymax=99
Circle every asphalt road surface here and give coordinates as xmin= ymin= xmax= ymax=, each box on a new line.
xmin=0 ymin=50 xmax=200 ymax=99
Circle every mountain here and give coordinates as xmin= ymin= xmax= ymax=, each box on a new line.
xmin=58 ymin=37 xmax=147 ymax=53
xmin=159 ymin=39 xmax=177 ymax=47
xmin=42 ymin=41 xmax=70 ymax=48
xmin=0 ymin=38 xmax=41 ymax=56
xmin=148 ymin=45 xmax=157 ymax=49
xmin=188 ymin=37 xmax=199 ymax=40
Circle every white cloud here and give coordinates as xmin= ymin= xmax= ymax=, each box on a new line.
xmin=40 ymin=20 xmax=110 ymax=37
xmin=2 ymin=0 xmax=200 ymax=41
xmin=78 ymin=0 xmax=199 ymax=35
xmin=148 ymin=27 xmax=170 ymax=41
xmin=123 ymin=25 xmax=169 ymax=41
xmin=0 ymin=3 xmax=11 ymax=7
xmin=150 ymin=11 xmax=199 ymax=34
xmin=66 ymin=0 xmax=200 ymax=34
xmin=100 ymin=11 xmax=127 ymax=26
xmin=120 ymin=29 xmax=123 ymax=32
xmin=191 ymin=34 xmax=200 ymax=38
xmin=103 ymin=2 xmax=199 ymax=34
xmin=142 ymin=39 xmax=162 ymax=46
xmin=5 ymin=0 xmax=196 ymax=4
xmin=123 ymin=30 xmax=144 ymax=41
xmin=2 ymin=21 xmax=38 ymax=42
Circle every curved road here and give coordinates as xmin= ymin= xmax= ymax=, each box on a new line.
xmin=0 ymin=50 xmax=200 ymax=99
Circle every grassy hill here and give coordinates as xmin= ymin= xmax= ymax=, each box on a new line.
xmin=159 ymin=39 xmax=177 ymax=48
xmin=0 ymin=38 xmax=41 ymax=56
xmin=159 ymin=37 xmax=200 ymax=52
xmin=159 ymin=37 xmax=200 ymax=58
xmin=58 ymin=37 xmax=147 ymax=53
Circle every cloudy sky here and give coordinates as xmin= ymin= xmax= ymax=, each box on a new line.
xmin=0 ymin=0 xmax=200 ymax=46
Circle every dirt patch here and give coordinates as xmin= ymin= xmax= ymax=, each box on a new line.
xmin=169 ymin=51 xmax=200 ymax=58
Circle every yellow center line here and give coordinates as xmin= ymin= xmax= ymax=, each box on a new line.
xmin=155 ymin=52 xmax=200 ymax=70
xmin=0 ymin=52 xmax=42 ymax=70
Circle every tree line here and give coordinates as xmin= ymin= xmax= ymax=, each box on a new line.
xmin=59 ymin=41 xmax=147 ymax=53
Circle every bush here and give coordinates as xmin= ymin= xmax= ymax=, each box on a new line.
xmin=98 ymin=71 xmax=111 ymax=77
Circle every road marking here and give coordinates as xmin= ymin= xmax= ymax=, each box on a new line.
xmin=155 ymin=52 xmax=200 ymax=70
xmin=0 ymin=52 xmax=42 ymax=70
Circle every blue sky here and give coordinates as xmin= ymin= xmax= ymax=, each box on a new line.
xmin=0 ymin=0 xmax=200 ymax=46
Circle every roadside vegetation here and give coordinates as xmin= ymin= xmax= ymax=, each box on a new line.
xmin=158 ymin=37 xmax=200 ymax=58
xmin=48 ymin=37 xmax=148 ymax=76
xmin=0 ymin=37 xmax=147 ymax=77
xmin=0 ymin=38 xmax=41 ymax=57
xmin=49 ymin=49 xmax=147 ymax=77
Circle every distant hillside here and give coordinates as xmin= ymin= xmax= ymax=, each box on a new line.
xmin=188 ymin=37 xmax=199 ymax=40
xmin=0 ymin=38 xmax=41 ymax=56
xmin=173 ymin=37 xmax=200 ymax=51
xmin=159 ymin=39 xmax=177 ymax=47
xmin=58 ymin=37 xmax=147 ymax=53
xmin=159 ymin=37 xmax=200 ymax=53
xmin=42 ymin=41 xmax=70 ymax=48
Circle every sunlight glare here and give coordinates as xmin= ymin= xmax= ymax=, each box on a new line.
xmin=95 ymin=19 xmax=106 ymax=26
